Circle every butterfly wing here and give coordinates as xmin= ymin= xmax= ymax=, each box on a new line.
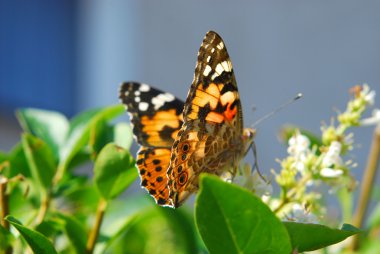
xmin=119 ymin=82 xmax=184 ymax=206
xmin=168 ymin=31 xmax=244 ymax=207
xmin=119 ymin=82 xmax=184 ymax=148
xmin=136 ymin=147 xmax=173 ymax=206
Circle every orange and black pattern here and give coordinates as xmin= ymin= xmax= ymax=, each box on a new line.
xmin=119 ymin=82 xmax=184 ymax=148
xmin=119 ymin=31 xmax=254 ymax=208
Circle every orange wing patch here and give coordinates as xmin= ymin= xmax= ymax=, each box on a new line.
xmin=119 ymin=82 xmax=184 ymax=148
xmin=136 ymin=147 xmax=173 ymax=206
xmin=188 ymin=82 xmax=239 ymax=123
xmin=140 ymin=109 xmax=183 ymax=146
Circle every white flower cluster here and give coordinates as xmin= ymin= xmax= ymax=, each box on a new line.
xmin=234 ymin=163 xmax=272 ymax=199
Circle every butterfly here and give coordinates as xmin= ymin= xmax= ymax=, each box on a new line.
xmin=119 ymin=31 xmax=256 ymax=208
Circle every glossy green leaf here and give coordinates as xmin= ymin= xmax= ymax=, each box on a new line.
xmin=6 ymin=215 xmax=57 ymax=254
xmin=57 ymin=105 xmax=124 ymax=182
xmin=284 ymin=222 xmax=360 ymax=252
xmin=94 ymin=143 xmax=137 ymax=200
xmin=22 ymin=134 xmax=56 ymax=190
xmin=55 ymin=213 xmax=87 ymax=254
xmin=195 ymin=175 xmax=291 ymax=254
xmin=103 ymin=206 xmax=199 ymax=254
xmin=17 ymin=108 xmax=69 ymax=160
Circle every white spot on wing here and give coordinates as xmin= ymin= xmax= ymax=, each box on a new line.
xmin=135 ymin=97 xmax=141 ymax=102
xmin=134 ymin=91 xmax=141 ymax=96
xmin=206 ymin=56 xmax=211 ymax=62
xmin=221 ymin=60 xmax=232 ymax=72
xmin=151 ymin=92 xmax=176 ymax=110
xmin=139 ymin=84 xmax=150 ymax=92
xmin=215 ymin=63 xmax=224 ymax=74
xmin=211 ymin=72 xmax=219 ymax=80
xmin=203 ymin=65 xmax=212 ymax=76
xmin=211 ymin=48 xmax=215 ymax=53
xmin=138 ymin=102 xmax=149 ymax=111
xmin=217 ymin=42 xmax=224 ymax=50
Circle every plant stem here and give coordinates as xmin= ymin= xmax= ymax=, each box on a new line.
xmin=0 ymin=177 xmax=13 ymax=254
xmin=274 ymin=175 xmax=311 ymax=214
xmin=350 ymin=125 xmax=380 ymax=250
xmin=86 ymin=198 xmax=107 ymax=254
xmin=0 ymin=179 xmax=9 ymax=230
xmin=35 ymin=191 xmax=50 ymax=225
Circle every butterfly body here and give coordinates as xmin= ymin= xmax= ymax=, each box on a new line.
xmin=119 ymin=31 xmax=255 ymax=208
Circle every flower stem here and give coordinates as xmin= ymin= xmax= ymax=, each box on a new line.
xmin=86 ymin=198 xmax=107 ymax=254
xmin=274 ymin=175 xmax=311 ymax=214
xmin=350 ymin=125 xmax=380 ymax=250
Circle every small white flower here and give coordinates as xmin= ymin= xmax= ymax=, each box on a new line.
xmin=361 ymin=108 xmax=380 ymax=126
xmin=320 ymin=168 xmax=344 ymax=178
xmin=284 ymin=204 xmax=319 ymax=224
xmin=287 ymin=132 xmax=310 ymax=172
xmin=362 ymin=84 xmax=376 ymax=106
xmin=234 ymin=163 xmax=272 ymax=197
xmin=322 ymin=141 xmax=342 ymax=168
xmin=287 ymin=133 xmax=310 ymax=157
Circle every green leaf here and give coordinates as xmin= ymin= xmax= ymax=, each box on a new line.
xmin=195 ymin=175 xmax=291 ymax=254
xmin=283 ymin=222 xmax=360 ymax=252
xmin=17 ymin=108 xmax=69 ymax=160
xmin=0 ymin=224 xmax=13 ymax=250
xmin=113 ymin=122 xmax=133 ymax=150
xmin=8 ymin=143 xmax=31 ymax=178
xmin=6 ymin=215 xmax=58 ymax=254
xmin=89 ymin=119 xmax=110 ymax=159
xmin=0 ymin=151 xmax=7 ymax=162
xmin=94 ymin=143 xmax=137 ymax=200
xmin=89 ymin=121 xmax=134 ymax=159
xmin=57 ymin=105 xmax=124 ymax=182
xmin=22 ymin=133 xmax=56 ymax=190
xmin=55 ymin=213 xmax=87 ymax=254
xmin=103 ymin=206 xmax=200 ymax=254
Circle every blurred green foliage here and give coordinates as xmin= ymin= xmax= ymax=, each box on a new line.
xmin=0 ymin=106 xmax=361 ymax=254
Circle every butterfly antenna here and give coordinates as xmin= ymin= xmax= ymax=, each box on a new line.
xmin=251 ymin=93 xmax=303 ymax=128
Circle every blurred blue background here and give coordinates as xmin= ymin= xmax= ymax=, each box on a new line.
xmin=1 ymin=1 xmax=379 ymax=213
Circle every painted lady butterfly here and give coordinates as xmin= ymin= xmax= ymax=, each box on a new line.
xmin=119 ymin=31 xmax=256 ymax=208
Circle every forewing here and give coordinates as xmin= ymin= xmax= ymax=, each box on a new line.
xmin=168 ymin=31 xmax=243 ymax=207
xmin=119 ymin=82 xmax=184 ymax=147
